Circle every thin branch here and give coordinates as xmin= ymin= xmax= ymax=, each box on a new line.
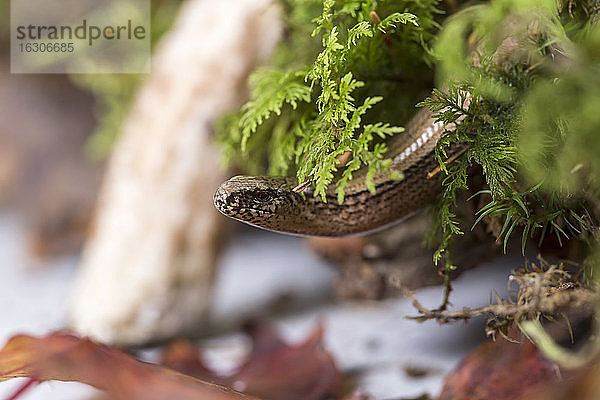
xmin=393 ymin=261 xmax=596 ymax=324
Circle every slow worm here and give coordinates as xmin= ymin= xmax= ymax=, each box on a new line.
xmin=214 ymin=99 xmax=468 ymax=236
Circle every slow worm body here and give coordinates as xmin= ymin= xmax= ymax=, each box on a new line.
xmin=214 ymin=102 xmax=467 ymax=236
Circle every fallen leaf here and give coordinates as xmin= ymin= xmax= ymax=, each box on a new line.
xmin=0 ymin=333 xmax=257 ymax=400
xmin=438 ymin=338 xmax=557 ymax=400
xmin=161 ymin=321 xmax=341 ymax=400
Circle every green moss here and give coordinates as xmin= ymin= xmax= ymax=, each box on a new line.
xmin=425 ymin=0 xmax=599 ymax=269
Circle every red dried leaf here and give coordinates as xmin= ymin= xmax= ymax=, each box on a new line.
xmin=438 ymin=338 xmax=557 ymax=400
xmin=0 ymin=333 xmax=258 ymax=400
xmin=233 ymin=321 xmax=341 ymax=400
xmin=161 ymin=321 xmax=341 ymax=400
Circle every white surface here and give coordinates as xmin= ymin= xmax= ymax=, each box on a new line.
xmin=0 ymin=213 xmax=99 ymax=400
xmin=0 ymin=213 xmax=76 ymax=340
xmin=0 ymin=212 xmax=518 ymax=399
xmin=210 ymin=228 xmax=337 ymax=324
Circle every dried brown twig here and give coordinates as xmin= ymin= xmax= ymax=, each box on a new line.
xmin=393 ymin=258 xmax=597 ymax=333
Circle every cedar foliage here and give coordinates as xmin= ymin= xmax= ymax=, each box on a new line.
xmin=218 ymin=0 xmax=600 ymax=277
xmin=217 ymin=0 xmax=442 ymax=202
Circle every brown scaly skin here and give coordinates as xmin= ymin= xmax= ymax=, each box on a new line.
xmin=214 ymin=106 xmax=465 ymax=236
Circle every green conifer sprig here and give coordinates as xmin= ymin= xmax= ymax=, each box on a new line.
xmin=239 ymin=70 xmax=311 ymax=152
xmin=218 ymin=0 xmax=441 ymax=202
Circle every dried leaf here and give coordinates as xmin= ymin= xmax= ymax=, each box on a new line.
xmin=438 ymin=338 xmax=556 ymax=400
xmin=161 ymin=321 xmax=341 ymax=400
xmin=0 ymin=333 xmax=257 ymax=400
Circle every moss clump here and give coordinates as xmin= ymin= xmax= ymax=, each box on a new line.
xmin=424 ymin=0 xmax=599 ymax=271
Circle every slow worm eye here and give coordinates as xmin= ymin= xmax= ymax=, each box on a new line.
xmin=255 ymin=191 xmax=272 ymax=202
xmin=226 ymin=195 xmax=239 ymax=206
